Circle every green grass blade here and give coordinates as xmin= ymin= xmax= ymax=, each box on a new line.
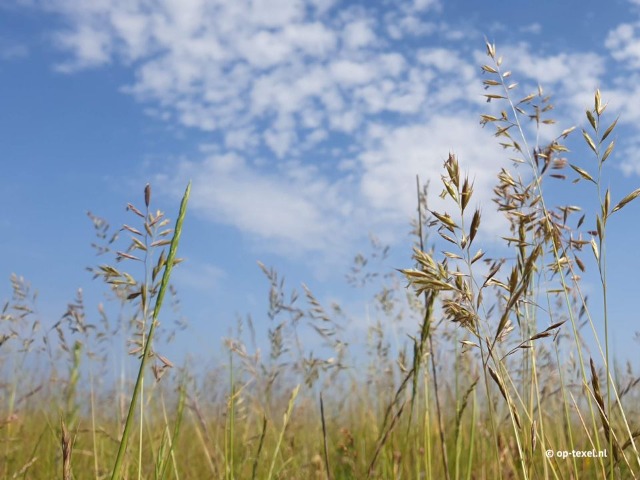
xmin=110 ymin=181 xmax=191 ymax=480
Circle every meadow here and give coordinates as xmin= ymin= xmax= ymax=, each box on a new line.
xmin=2 ymin=42 xmax=640 ymax=479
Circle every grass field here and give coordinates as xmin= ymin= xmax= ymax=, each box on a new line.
xmin=2 ymin=42 xmax=640 ymax=479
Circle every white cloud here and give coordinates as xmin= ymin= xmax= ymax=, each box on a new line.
xmin=342 ymin=19 xmax=377 ymax=50
xmin=158 ymin=115 xmax=513 ymax=260
xmin=501 ymin=46 xmax=602 ymax=87
xmin=520 ymin=22 xmax=542 ymax=34
xmin=308 ymin=0 xmax=337 ymax=15
xmin=358 ymin=115 xmax=510 ymax=236
xmin=224 ymin=127 xmax=259 ymax=151
xmin=411 ymin=0 xmax=440 ymax=12
xmin=46 ymin=0 xmax=465 ymax=155
xmin=620 ymin=154 xmax=640 ymax=176
xmin=386 ymin=14 xmax=438 ymax=39
xmin=418 ymin=48 xmax=474 ymax=77
xmin=0 ymin=40 xmax=28 ymax=60
xmin=606 ymin=22 xmax=640 ymax=69
xmin=264 ymin=119 xmax=298 ymax=157
xmin=109 ymin=9 xmax=152 ymax=61
xmin=239 ymin=31 xmax=297 ymax=69
xmin=496 ymin=44 xmax=605 ymax=119
xmin=329 ymin=59 xmax=375 ymax=85
xmin=54 ymin=25 xmax=113 ymax=71
xmin=156 ymin=152 xmax=353 ymax=256
xmin=248 ymin=0 xmax=305 ymax=27
xmin=174 ymin=261 xmax=226 ymax=293
xmin=286 ymin=22 xmax=338 ymax=55
xmin=36 ymin=0 xmax=640 ymax=258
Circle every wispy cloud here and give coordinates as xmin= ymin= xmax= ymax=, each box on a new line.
xmin=155 ymin=152 xmax=354 ymax=256
xmin=173 ymin=260 xmax=226 ymax=293
xmin=0 ymin=38 xmax=28 ymax=60
xmin=519 ymin=22 xmax=542 ymax=34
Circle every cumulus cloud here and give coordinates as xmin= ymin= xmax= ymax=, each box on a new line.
xmin=606 ymin=23 xmax=640 ymax=68
xmin=495 ymin=43 xmax=605 ymax=119
xmin=54 ymin=25 xmax=112 ymax=71
xmin=358 ymin=114 xmax=510 ymax=235
xmin=34 ymin=0 xmax=640 ymax=260
xmin=47 ymin=1 xmax=462 ymax=156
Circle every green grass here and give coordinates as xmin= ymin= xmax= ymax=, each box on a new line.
xmin=1 ymin=41 xmax=640 ymax=479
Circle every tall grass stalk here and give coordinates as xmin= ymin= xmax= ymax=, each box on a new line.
xmin=266 ymin=384 xmax=300 ymax=480
xmin=225 ymin=349 xmax=235 ymax=480
xmin=110 ymin=181 xmax=191 ymax=480
xmin=400 ymin=40 xmax=640 ymax=479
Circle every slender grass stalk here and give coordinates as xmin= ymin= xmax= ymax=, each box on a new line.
xmin=110 ymin=181 xmax=191 ymax=480
xmin=266 ymin=384 xmax=300 ymax=480
xmin=139 ymin=183 xmax=153 ymax=480
xmin=454 ymin=331 xmax=461 ymax=480
xmin=60 ymin=417 xmax=74 ymax=480
xmin=166 ymin=381 xmax=186 ymax=480
xmin=187 ymin=405 xmax=217 ymax=476
xmin=527 ymin=345 xmax=551 ymax=479
xmin=319 ymin=393 xmax=332 ymax=480
xmin=464 ymin=390 xmax=476 ymax=480
xmin=89 ymin=365 xmax=100 ymax=478
xmin=226 ymin=349 xmax=235 ymax=480
xmin=138 ymin=378 xmax=144 ymax=479
xmin=414 ymin=175 xmax=450 ymax=480
xmin=155 ymin=380 xmax=186 ymax=480
xmin=251 ymin=415 xmax=268 ymax=480
xmin=423 ymin=372 xmax=432 ymax=480
xmin=482 ymin=43 xmax=607 ymax=476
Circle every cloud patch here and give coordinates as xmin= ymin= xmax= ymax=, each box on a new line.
xmin=156 ymin=152 xmax=354 ymax=256
xmin=34 ymin=0 xmax=640 ymax=260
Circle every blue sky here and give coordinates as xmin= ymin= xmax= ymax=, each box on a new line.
xmin=2 ymin=0 xmax=640 ymax=367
